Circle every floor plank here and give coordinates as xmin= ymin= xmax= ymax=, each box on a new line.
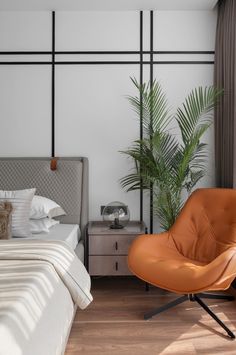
xmin=65 ymin=277 xmax=236 ymax=354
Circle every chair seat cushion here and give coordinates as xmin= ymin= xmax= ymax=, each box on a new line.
xmin=128 ymin=233 xmax=236 ymax=293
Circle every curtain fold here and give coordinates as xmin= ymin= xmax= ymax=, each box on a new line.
xmin=214 ymin=0 xmax=236 ymax=188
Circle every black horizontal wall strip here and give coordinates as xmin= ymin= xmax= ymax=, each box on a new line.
xmin=0 ymin=61 xmax=214 ymax=65
xmin=0 ymin=50 xmax=215 ymax=55
xmin=154 ymin=51 xmax=214 ymax=54
xmin=0 ymin=62 xmax=52 ymax=65
xmin=55 ymin=50 xmax=215 ymax=55
xmin=0 ymin=51 xmax=51 ymax=55
xmin=55 ymin=61 xmax=214 ymax=65
xmin=153 ymin=61 xmax=214 ymax=64
xmin=56 ymin=51 xmax=141 ymax=55
xmin=55 ymin=61 xmax=140 ymax=65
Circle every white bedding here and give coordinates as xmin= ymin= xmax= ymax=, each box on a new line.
xmin=28 ymin=223 xmax=80 ymax=250
xmin=0 ymin=239 xmax=93 ymax=355
xmin=75 ymin=241 xmax=84 ymax=263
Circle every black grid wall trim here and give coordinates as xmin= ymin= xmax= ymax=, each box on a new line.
xmin=0 ymin=11 xmax=215 ymax=232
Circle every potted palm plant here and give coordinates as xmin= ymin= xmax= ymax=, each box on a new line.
xmin=120 ymin=78 xmax=223 ymax=231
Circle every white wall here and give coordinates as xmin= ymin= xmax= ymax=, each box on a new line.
xmin=0 ymin=10 xmax=217 ymax=230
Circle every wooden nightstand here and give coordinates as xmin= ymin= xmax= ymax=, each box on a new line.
xmin=86 ymin=221 xmax=146 ymax=276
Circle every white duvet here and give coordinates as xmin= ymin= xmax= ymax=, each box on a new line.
xmin=0 ymin=239 xmax=93 ymax=355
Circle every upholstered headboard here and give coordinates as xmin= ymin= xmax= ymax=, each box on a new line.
xmin=0 ymin=157 xmax=88 ymax=240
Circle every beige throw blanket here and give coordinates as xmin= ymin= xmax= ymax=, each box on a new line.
xmin=0 ymin=239 xmax=93 ymax=309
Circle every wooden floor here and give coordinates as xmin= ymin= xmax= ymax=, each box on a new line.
xmin=65 ymin=277 xmax=236 ymax=354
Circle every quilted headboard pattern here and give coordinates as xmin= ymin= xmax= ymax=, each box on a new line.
xmin=0 ymin=157 xmax=88 ymax=239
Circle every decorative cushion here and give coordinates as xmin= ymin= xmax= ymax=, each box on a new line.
xmin=0 ymin=202 xmax=13 ymax=240
xmin=30 ymin=195 xmax=66 ymax=219
xmin=0 ymin=189 xmax=35 ymax=237
xmin=30 ymin=218 xmax=59 ymax=234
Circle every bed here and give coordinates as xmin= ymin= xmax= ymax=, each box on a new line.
xmin=0 ymin=157 xmax=92 ymax=355
xmin=0 ymin=157 xmax=88 ymax=259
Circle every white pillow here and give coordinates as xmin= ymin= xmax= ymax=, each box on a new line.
xmin=0 ymin=188 xmax=36 ymax=237
xmin=30 ymin=195 xmax=66 ymax=219
xmin=30 ymin=218 xmax=59 ymax=234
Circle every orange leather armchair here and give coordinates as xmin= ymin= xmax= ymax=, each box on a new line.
xmin=128 ymin=188 xmax=236 ymax=338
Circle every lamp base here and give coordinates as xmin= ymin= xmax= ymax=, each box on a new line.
xmin=109 ymin=218 xmax=124 ymax=229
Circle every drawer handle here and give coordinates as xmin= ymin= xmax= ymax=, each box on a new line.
xmin=115 ymin=241 xmax=118 ymax=250
xmin=115 ymin=261 xmax=118 ymax=271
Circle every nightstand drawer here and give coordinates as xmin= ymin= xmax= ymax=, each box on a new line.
xmin=89 ymin=256 xmax=132 ymax=275
xmin=89 ymin=234 xmax=136 ymax=255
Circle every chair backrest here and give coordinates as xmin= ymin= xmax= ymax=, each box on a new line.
xmin=170 ymin=188 xmax=236 ymax=263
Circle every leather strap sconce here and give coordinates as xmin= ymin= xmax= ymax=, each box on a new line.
xmin=50 ymin=157 xmax=58 ymax=171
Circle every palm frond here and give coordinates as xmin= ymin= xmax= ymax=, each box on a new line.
xmin=127 ymin=77 xmax=172 ymax=136
xmin=176 ymin=86 xmax=223 ymax=145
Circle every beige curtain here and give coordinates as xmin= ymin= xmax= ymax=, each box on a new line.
xmin=214 ymin=0 xmax=236 ymax=188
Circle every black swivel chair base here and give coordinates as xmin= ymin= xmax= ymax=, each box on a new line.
xmin=144 ymin=293 xmax=235 ymax=339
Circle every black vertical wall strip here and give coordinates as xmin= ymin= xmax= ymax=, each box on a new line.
xmin=150 ymin=10 xmax=154 ymax=234
xmin=140 ymin=11 xmax=143 ymax=222
xmin=51 ymin=11 xmax=55 ymax=157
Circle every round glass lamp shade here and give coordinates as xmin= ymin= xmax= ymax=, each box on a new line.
xmin=102 ymin=201 xmax=130 ymax=229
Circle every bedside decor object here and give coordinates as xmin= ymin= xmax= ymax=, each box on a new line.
xmin=102 ymin=201 xmax=130 ymax=229
xmin=0 ymin=202 xmax=13 ymax=239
